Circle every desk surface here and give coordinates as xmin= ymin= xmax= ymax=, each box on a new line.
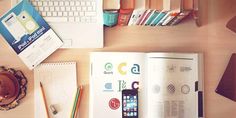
xmin=1 ymin=0 xmax=236 ymax=118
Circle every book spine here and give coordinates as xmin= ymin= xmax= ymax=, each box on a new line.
xmin=138 ymin=9 xmax=152 ymax=25
xmin=168 ymin=11 xmax=191 ymax=25
xmin=128 ymin=10 xmax=137 ymax=26
xmin=145 ymin=11 xmax=160 ymax=26
xmin=136 ymin=10 xmax=148 ymax=25
xmin=149 ymin=11 xmax=163 ymax=26
xmin=150 ymin=12 xmax=166 ymax=26
xmin=143 ymin=10 xmax=156 ymax=26
xmin=162 ymin=12 xmax=179 ymax=26
xmin=156 ymin=12 xmax=171 ymax=26
xmin=117 ymin=9 xmax=133 ymax=26
xmin=140 ymin=10 xmax=153 ymax=25
xmin=128 ymin=9 xmax=145 ymax=26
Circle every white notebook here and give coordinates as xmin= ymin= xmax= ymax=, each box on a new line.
xmin=34 ymin=62 xmax=77 ymax=118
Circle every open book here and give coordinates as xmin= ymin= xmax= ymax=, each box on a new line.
xmin=90 ymin=52 xmax=204 ymax=118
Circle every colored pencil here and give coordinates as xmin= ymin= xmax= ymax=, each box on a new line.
xmin=74 ymin=85 xmax=83 ymax=118
xmin=40 ymin=82 xmax=50 ymax=118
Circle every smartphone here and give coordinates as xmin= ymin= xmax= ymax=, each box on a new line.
xmin=122 ymin=89 xmax=138 ymax=118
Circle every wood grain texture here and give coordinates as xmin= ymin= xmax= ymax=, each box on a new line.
xmin=0 ymin=0 xmax=236 ymax=118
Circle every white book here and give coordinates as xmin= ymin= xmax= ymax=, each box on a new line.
xmin=128 ymin=9 xmax=146 ymax=26
xmin=90 ymin=52 xmax=204 ymax=118
xmin=162 ymin=11 xmax=179 ymax=25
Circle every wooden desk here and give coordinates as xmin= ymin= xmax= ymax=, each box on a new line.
xmin=0 ymin=0 xmax=236 ymax=118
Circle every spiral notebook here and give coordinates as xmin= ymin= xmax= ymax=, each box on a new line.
xmin=34 ymin=62 xmax=77 ymax=118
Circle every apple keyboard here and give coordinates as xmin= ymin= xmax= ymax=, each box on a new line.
xmin=30 ymin=0 xmax=97 ymax=23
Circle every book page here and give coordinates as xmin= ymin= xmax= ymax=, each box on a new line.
xmin=90 ymin=52 xmax=145 ymax=118
xmin=144 ymin=53 xmax=200 ymax=118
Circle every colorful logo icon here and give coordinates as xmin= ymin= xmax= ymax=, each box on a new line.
xmin=104 ymin=63 xmax=113 ymax=74
xmin=131 ymin=64 xmax=140 ymax=74
xmin=104 ymin=83 xmax=113 ymax=92
xmin=105 ymin=63 xmax=113 ymax=71
xmin=109 ymin=98 xmax=120 ymax=110
xmin=118 ymin=62 xmax=127 ymax=75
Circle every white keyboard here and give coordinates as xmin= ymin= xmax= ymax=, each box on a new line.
xmin=30 ymin=0 xmax=97 ymax=23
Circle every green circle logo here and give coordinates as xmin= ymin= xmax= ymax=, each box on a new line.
xmin=105 ymin=63 xmax=113 ymax=71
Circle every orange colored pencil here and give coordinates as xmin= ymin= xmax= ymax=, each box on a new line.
xmin=40 ymin=82 xmax=50 ymax=118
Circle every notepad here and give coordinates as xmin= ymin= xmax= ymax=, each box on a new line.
xmin=34 ymin=62 xmax=77 ymax=118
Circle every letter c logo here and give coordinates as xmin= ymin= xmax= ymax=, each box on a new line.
xmin=118 ymin=62 xmax=127 ymax=75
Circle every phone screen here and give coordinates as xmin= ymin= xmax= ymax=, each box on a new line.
xmin=122 ymin=89 xmax=138 ymax=118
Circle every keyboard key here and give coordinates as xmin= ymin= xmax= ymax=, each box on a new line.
xmin=58 ymin=12 xmax=63 ymax=16
xmin=44 ymin=7 xmax=49 ymax=11
xmin=48 ymin=1 xmax=53 ymax=6
xmin=47 ymin=12 xmax=52 ymax=17
xmin=65 ymin=1 xmax=69 ymax=6
xmin=60 ymin=7 xmax=65 ymax=11
xmin=69 ymin=12 xmax=73 ymax=16
xmin=71 ymin=6 xmax=76 ymax=11
xmin=38 ymin=1 xmax=43 ymax=6
xmin=75 ymin=1 xmax=80 ymax=6
xmin=81 ymin=2 xmax=85 ymax=6
xmin=66 ymin=7 xmax=70 ymax=11
xmin=74 ymin=12 xmax=79 ymax=16
xmin=55 ymin=7 xmax=60 ymax=11
xmin=88 ymin=7 xmax=92 ymax=11
xmin=76 ymin=7 xmax=81 ymax=11
xmin=68 ymin=17 xmax=75 ymax=22
xmin=63 ymin=12 xmax=68 ymax=16
xmin=44 ymin=17 xmax=68 ymax=22
xmin=86 ymin=2 xmax=91 ymax=6
xmin=80 ymin=12 xmax=84 ymax=16
xmin=85 ymin=12 xmax=96 ymax=16
xmin=54 ymin=1 xmax=59 ymax=6
xmin=32 ymin=2 xmax=37 ymax=6
xmin=43 ymin=1 xmax=48 ymax=6
xmin=42 ymin=12 xmax=47 ymax=17
xmin=82 ymin=7 xmax=87 ymax=11
xmin=59 ymin=1 xmax=64 ymax=6
xmin=75 ymin=17 xmax=80 ymax=22
xmin=52 ymin=12 xmax=57 ymax=17
xmin=70 ymin=1 xmax=75 ymax=6
xmin=50 ymin=7 xmax=55 ymax=11
xmin=39 ymin=7 xmax=44 ymax=11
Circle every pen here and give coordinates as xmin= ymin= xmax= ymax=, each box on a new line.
xmin=40 ymin=82 xmax=50 ymax=118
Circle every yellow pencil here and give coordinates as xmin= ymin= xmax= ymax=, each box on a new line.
xmin=40 ymin=82 xmax=50 ymax=118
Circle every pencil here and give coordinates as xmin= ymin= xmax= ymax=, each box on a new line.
xmin=40 ymin=82 xmax=50 ymax=118
xmin=71 ymin=87 xmax=80 ymax=118
xmin=74 ymin=85 xmax=83 ymax=118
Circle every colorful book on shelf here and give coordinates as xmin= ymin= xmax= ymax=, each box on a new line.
xmin=162 ymin=11 xmax=179 ymax=25
xmin=144 ymin=10 xmax=159 ymax=26
xmin=150 ymin=11 xmax=167 ymax=26
xmin=156 ymin=11 xmax=172 ymax=26
xmin=0 ymin=0 xmax=63 ymax=69
xmin=90 ymin=52 xmax=204 ymax=118
xmin=139 ymin=9 xmax=153 ymax=25
xmin=118 ymin=0 xmax=135 ymax=26
xmin=168 ymin=10 xmax=191 ymax=25
xmin=128 ymin=9 xmax=146 ymax=26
